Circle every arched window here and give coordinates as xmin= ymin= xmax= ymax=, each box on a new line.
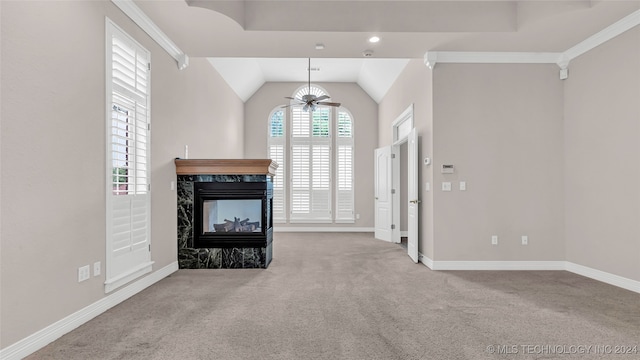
xmin=267 ymin=85 xmax=355 ymax=224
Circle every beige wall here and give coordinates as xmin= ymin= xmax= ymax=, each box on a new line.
xmin=564 ymin=27 xmax=640 ymax=281
xmin=378 ymin=59 xmax=434 ymax=258
xmin=244 ymin=82 xmax=377 ymax=228
xmin=0 ymin=0 xmax=243 ymax=347
xmin=432 ymin=63 xmax=565 ymax=261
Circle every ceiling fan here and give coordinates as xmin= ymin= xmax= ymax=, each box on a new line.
xmin=282 ymin=58 xmax=341 ymax=112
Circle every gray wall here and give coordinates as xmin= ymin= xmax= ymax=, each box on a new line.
xmin=564 ymin=27 xmax=640 ymax=281
xmin=244 ymin=82 xmax=378 ymax=228
xmin=378 ymin=38 xmax=638 ymax=282
xmin=0 ymin=0 xmax=244 ymax=347
xmin=432 ymin=63 xmax=565 ymax=261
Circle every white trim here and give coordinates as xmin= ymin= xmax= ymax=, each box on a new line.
xmin=429 ymin=260 xmax=566 ymax=271
xmin=273 ymin=226 xmax=373 ymax=233
xmin=391 ymin=104 xmax=414 ymax=145
xmin=104 ymin=261 xmax=154 ymax=293
xmin=416 ymin=256 xmax=640 ymax=295
xmin=424 ymin=51 xmax=561 ymax=67
xmin=400 ymin=231 xmax=408 ymax=237
xmin=563 ymin=9 xmax=640 ymax=64
xmin=0 ymin=262 xmax=178 ymax=360
xmin=566 ymin=262 xmax=640 ymax=294
xmin=423 ymin=9 xmax=640 ymax=72
xmin=111 ymin=0 xmax=189 ymax=70
xmin=418 ymin=253 xmax=434 ymax=269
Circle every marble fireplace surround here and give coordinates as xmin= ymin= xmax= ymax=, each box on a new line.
xmin=175 ymin=159 xmax=277 ymax=269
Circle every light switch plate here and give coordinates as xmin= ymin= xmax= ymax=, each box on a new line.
xmin=442 ymin=182 xmax=452 ymax=191
xmin=459 ymin=181 xmax=466 ymax=191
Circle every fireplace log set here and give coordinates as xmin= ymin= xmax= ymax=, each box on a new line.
xmin=213 ymin=217 xmax=260 ymax=232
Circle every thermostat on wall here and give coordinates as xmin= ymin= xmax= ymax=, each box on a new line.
xmin=441 ymin=164 xmax=454 ymax=174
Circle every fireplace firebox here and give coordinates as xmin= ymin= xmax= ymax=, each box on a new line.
xmin=194 ymin=182 xmax=271 ymax=248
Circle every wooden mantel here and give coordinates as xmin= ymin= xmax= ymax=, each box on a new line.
xmin=174 ymin=159 xmax=278 ymax=177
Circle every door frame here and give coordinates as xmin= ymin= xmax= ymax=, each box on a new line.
xmin=391 ymin=104 xmax=414 ymax=244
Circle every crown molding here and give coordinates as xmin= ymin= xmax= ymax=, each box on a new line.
xmin=111 ymin=0 xmax=189 ymax=70
xmin=424 ymin=51 xmax=561 ymax=68
xmin=563 ymin=8 xmax=640 ymax=64
xmin=424 ymin=8 xmax=640 ymax=78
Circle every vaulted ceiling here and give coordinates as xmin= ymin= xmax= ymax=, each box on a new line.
xmin=135 ymin=0 xmax=640 ymax=101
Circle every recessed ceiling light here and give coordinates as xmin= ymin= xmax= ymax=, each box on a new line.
xmin=315 ymin=43 xmax=325 ymax=50
xmin=368 ymin=36 xmax=380 ymax=43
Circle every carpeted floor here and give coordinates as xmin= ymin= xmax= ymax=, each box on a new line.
xmin=27 ymin=233 xmax=640 ymax=359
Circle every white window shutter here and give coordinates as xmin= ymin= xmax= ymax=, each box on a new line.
xmin=336 ymin=111 xmax=355 ymax=223
xmin=105 ymin=20 xmax=152 ymax=293
xmin=273 ymin=86 xmax=355 ymax=225
xmin=268 ymin=110 xmax=286 ymax=223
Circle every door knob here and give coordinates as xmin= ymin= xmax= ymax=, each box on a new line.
xmin=409 ymin=199 xmax=421 ymax=204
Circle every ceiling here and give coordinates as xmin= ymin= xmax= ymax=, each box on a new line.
xmin=135 ymin=0 xmax=640 ymax=102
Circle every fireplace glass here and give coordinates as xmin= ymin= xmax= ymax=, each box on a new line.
xmin=202 ymin=199 xmax=262 ymax=234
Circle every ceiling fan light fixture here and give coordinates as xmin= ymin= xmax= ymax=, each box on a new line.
xmin=283 ymin=58 xmax=341 ymax=112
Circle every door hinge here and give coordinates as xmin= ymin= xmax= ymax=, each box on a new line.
xmin=391 ymin=153 xmax=396 ymax=159
xmin=148 ymin=244 xmax=151 ymax=252
xmin=148 ymin=63 xmax=151 ymax=71
xmin=391 ymin=189 xmax=396 ymax=194
xmin=391 ymin=224 xmax=396 ymax=230
xmin=147 ymin=184 xmax=151 ymax=191
xmin=147 ymin=123 xmax=151 ymax=131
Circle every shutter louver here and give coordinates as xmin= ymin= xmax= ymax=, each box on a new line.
xmin=336 ymin=111 xmax=355 ymax=223
xmin=271 ymin=86 xmax=355 ymax=225
xmin=105 ymin=21 xmax=152 ymax=293
xmin=268 ymin=110 xmax=286 ymax=222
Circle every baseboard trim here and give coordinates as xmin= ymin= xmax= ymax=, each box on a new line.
xmin=565 ymin=262 xmax=640 ymax=294
xmin=273 ymin=227 xmax=374 ymax=233
xmin=429 ymin=260 xmax=566 ymax=271
xmin=416 ymin=256 xmax=639 ymax=294
xmin=418 ymin=253 xmax=434 ymax=269
xmin=0 ymin=261 xmax=179 ymax=360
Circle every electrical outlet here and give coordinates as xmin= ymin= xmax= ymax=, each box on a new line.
xmin=78 ymin=265 xmax=90 ymax=282
xmin=356 ymin=214 xmax=360 ymax=220
xmin=93 ymin=261 xmax=101 ymax=276
xmin=521 ymin=236 xmax=528 ymax=245
xmin=491 ymin=235 xmax=498 ymax=245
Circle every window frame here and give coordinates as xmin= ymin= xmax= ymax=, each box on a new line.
xmin=105 ymin=19 xmax=153 ymax=293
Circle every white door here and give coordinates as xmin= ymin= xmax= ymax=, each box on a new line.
xmin=407 ymin=129 xmax=419 ymax=263
xmin=374 ymin=146 xmax=393 ymax=242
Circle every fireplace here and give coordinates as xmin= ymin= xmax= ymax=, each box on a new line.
xmin=194 ymin=182 xmax=271 ymax=248
xmin=175 ymin=159 xmax=277 ymax=269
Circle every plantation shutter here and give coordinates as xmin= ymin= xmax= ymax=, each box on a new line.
xmin=268 ymin=110 xmax=286 ymax=222
xmin=105 ymin=20 xmax=153 ymax=293
xmin=290 ymin=107 xmax=332 ymax=222
xmin=336 ymin=111 xmax=355 ymax=222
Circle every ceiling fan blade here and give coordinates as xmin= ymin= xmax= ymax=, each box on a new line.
xmin=315 ymin=95 xmax=330 ymax=101
xmin=284 ymin=96 xmax=296 ymax=100
xmin=317 ymin=101 xmax=341 ymax=107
